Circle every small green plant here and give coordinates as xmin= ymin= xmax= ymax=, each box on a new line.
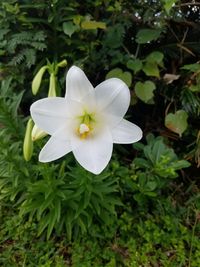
xmin=122 ymin=134 xmax=190 ymax=202
xmin=20 ymin=164 xmax=121 ymax=240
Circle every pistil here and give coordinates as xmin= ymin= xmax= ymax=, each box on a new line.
xmin=77 ymin=112 xmax=95 ymax=139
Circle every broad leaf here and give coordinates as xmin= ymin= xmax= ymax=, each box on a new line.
xmin=63 ymin=22 xmax=78 ymax=37
xmin=143 ymin=62 xmax=160 ymax=77
xmin=146 ymin=51 xmax=164 ymax=65
xmin=106 ymin=68 xmax=132 ymax=87
xmin=135 ymin=81 xmax=156 ymax=103
xmin=165 ymin=110 xmax=188 ymax=136
xmin=127 ymin=59 xmax=143 ymax=73
xmin=136 ymin=29 xmax=162 ymax=44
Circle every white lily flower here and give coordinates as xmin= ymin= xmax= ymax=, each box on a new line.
xmin=30 ymin=66 xmax=142 ymax=174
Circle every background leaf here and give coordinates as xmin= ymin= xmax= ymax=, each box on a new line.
xmin=136 ymin=29 xmax=162 ymax=44
xmin=135 ymin=81 xmax=156 ymax=103
xmin=127 ymin=58 xmax=143 ymax=74
xmin=165 ymin=110 xmax=188 ymax=136
xmin=63 ymin=22 xmax=79 ymax=37
xmin=106 ymin=68 xmax=132 ymax=87
xmin=81 ymin=21 xmax=106 ymax=30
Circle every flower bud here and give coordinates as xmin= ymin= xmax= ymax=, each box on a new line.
xmin=57 ymin=59 xmax=67 ymax=68
xmin=23 ymin=118 xmax=34 ymax=161
xmin=32 ymin=66 xmax=48 ymax=95
xmin=32 ymin=124 xmax=47 ymax=141
xmin=48 ymin=73 xmax=57 ymax=97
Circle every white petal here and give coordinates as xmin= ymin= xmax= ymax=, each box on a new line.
xmin=95 ymin=78 xmax=130 ymax=119
xmin=71 ymin=127 xmax=113 ymax=175
xmin=112 ymin=119 xmax=142 ymax=144
xmin=39 ymin=136 xmax=71 ymax=162
xmin=30 ymin=97 xmax=81 ymax=135
xmin=65 ymin=66 xmax=94 ymax=101
xmin=51 ymin=119 xmax=76 ymax=141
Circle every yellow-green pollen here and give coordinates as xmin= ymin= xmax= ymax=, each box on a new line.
xmin=77 ymin=112 xmax=95 ymax=139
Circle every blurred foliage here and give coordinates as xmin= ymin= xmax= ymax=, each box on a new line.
xmin=0 ymin=0 xmax=200 ymax=265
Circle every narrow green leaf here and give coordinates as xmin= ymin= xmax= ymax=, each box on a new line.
xmin=181 ymin=63 xmax=200 ymax=72
xmin=38 ymin=214 xmax=50 ymax=236
xmin=37 ymin=194 xmax=54 ymax=220
xmin=47 ymin=209 xmax=57 ymax=239
xmin=81 ymin=20 xmax=106 ymax=30
xmin=55 ymin=199 xmax=61 ymax=223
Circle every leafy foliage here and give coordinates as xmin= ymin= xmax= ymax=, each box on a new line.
xmin=0 ymin=0 xmax=200 ymax=265
xmin=20 ymin=164 xmax=120 ymax=240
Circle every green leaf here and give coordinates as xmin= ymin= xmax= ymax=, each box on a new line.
xmin=55 ymin=199 xmax=61 ymax=223
xmin=165 ymin=110 xmax=188 ymax=136
xmin=181 ymin=63 xmax=200 ymax=72
xmin=143 ymin=62 xmax=160 ymax=77
xmin=135 ymin=81 xmax=156 ymax=103
xmin=136 ymin=29 xmax=162 ymax=44
xmin=65 ymin=221 xmax=72 ymax=241
xmin=127 ymin=59 xmax=143 ymax=73
xmin=189 ymin=85 xmax=200 ymax=92
xmin=144 ymin=146 xmax=155 ymax=164
xmin=81 ymin=20 xmax=106 ymax=30
xmin=146 ymin=51 xmax=164 ymax=66
xmin=152 ymin=140 xmax=166 ymax=163
xmin=0 ymin=49 xmax=5 ymax=56
xmin=132 ymin=142 xmax=145 ymax=151
xmin=106 ymin=68 xmax=132 ymax=87
xmin=63 ymin=22 xmax=78 ymax=37
xmin=77 ymin=217 xmax=87 ymax=233
xmin=133 ymin=158 xmax=150 ymax=168
xmin=91 ymin=196 xmax=101 ymax=215
xmin=172 ymin=160 xmax=191 ymax=169
xmin=38 ymin=213 xmax=50 ymax=236
xmin=146 ymin=181 xmax=157 ymax=191
xmin=144 ymin=191 xmax=157 ymax=197
xmin=163 ymin=0 xmax=178 ymax=14
xmin=47 ymin=209 xmax=57 ymax=239
xmin=37 ymin=194 xmax=54 ymax=220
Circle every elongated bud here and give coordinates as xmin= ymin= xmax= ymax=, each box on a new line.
xmin=32 ymin=66 xmax=48 ymax=95
xmin=48 ymin=73 xmax=56 ymax=97
xmin=23 ymin=118 xmax=34 ymax=161
xmin=32 ymin=124 xmax=47 ymax=141
xmin=57 ymin=59 xmax=67 ymax=68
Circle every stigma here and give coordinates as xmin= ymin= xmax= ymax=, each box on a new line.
xmin=78 ymin=123 xmax=90 ymax=139
xmin=79 ymin=123 xmax=90 ymax=134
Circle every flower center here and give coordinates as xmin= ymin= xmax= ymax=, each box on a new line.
xmin=78 ymin=123 xmax=90 ymax=139
xmin=77 ymin=112 xmax=95 ymax=139
xmin=79 ymin=123 xmax=90 ymax=134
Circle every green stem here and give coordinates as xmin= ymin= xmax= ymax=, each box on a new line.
xmin=52 ymin=1 xmax=58 ymax=62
